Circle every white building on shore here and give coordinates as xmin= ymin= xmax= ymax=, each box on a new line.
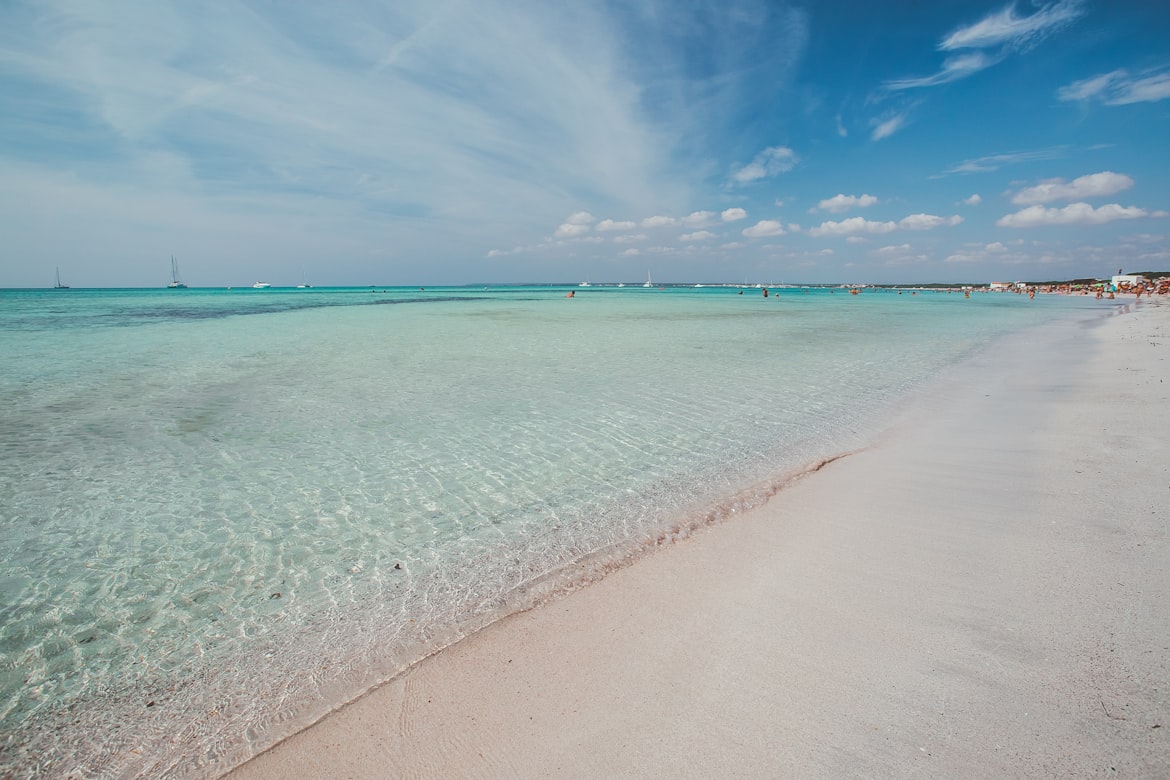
xmin=1111 ymin=274 xmax=1145 ymax=290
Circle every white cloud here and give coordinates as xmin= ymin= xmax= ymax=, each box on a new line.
xmin=808 ymin=217 xmax=897 ymax=237
xmin=817 ymin=193 xmax=878 ymax=213
xmin=940 ymin=1 xmax=1085 ymax=51
xmin=596 ymin=219 xmax=636 ymax=232
xmin=1057 ymin=68 xmax=1170 ymax=105
xmin=612 ymin=234 xmax=646 ymax=244
xmin=885 ymin=52 xmax=1000 ymax=90
xmin=0 ymin=1 xmax=732 ymax=285
xmin=886 ymin=2 xmax=1085 ymax=93
xmin=742 ymin=220 xmax=785 ymax=238
xmin=721 ymin=207 xmax=747 ymax=222
xmin=564 ymin=211 xmax=595 ymax=225
xmin=1116 ymin=72 xmax=1170 ymax=104
xmin=683 ymin=210 xmax=716 ymax=227
xmin=964 ymin=193 xmax=982 ymax=205
xmin=997 ymin=202 xmax=1168 ymax=228
xmin=876 ymin=244 xmax=912 ymax=255
xmin=899 ymin=213 xmax=963 ymax=230
xmin=1123 ymin=233 xmax=1167 ymax=244
xmin=808 ymin=213 xmax=961 ymax=237
xmin=985 ymin=242 xmax=1007 ymax=252
xmin=944 ymin=147 xmax=1067 ymax=174
xmin=680 ymin=230 xmax=716 ymax=242
xmin=554 ymin=211 xmax=596 ymax=237
xmin=731 ymin=146 xmax=798 ymax=183
xmin=871 ymin=113 xmax=909 ymax=140
xmin=641 ymin=215 xmax=679 ymax=228
xmin=1057 ymin=70 xmax=1124 ymax=101
xmin=554 ymin=222 xmax=591 ymax=238
xmin=621 ymin=248 xmax=641 ymax=256
xmin=1010 ymin=171 xmax=1134 ymax=205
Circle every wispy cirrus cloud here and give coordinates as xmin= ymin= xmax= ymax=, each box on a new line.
xmin=0 ymin=0 xmax=818 ymax=284
xmin=941 ymin=146 xmax=1069 ymax=175
xmin=939 ymin=1 xmax=1085 ymax=51
xmin=884 ymin=52 xmax=1001 ymax=90
xmin=885 ymin=1 xmax=1085 ymax=91
xmin=1058 ymin=68 xmax=1170 ymax=105
xmin=871 ymin=112 xmax=910 ymax=140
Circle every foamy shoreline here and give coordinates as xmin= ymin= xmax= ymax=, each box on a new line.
xmin=226 ymin=299 xmax=1168 ymax=779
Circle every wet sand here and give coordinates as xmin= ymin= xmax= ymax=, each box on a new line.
xmin=226 ymin=299 xmax=1168 ymax=779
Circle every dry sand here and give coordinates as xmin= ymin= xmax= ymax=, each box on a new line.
xmin=226 ymin=299 xmax=1168 ymax=779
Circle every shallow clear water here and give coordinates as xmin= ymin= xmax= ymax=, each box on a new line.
xmin=0 ymin=285 xmax=1111 ymax=777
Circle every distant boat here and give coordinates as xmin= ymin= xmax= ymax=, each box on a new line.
xmin=617 ymin=282 xmax=625 ymax=288
xmin=643 ymin=271 xmax=652 ymax=288
xmin=53 ymin=267 xmax=69 ymax=289
xmin=579 ymin=280 xmax=591 ymax=287
xmin=296 ymin=266 xmax=312 ymax=288
xmin=167 ymin=256 xmax=187 ymax=289
xmin=252 ymin=281 xmax=270 ymax=289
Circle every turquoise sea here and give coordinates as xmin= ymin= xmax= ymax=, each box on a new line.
xmin=0 ymin=285 xmax=1117 ymax=777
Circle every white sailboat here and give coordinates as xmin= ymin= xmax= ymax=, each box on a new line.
xmin=643 ymin=271 xmax=652 ymax=288
xmin=167 ymin=256 xmax=187 ymax=288
xmin=53 ymin=267 xmax=69 ymax=289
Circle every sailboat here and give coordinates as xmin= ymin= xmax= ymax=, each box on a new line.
xmin=642 ymin=271 xmax=652 ymax=288
xmin=167 ymin=256 xmax=187 ymax=289
xmin=53 ymin=267 xmax=69 ymax=289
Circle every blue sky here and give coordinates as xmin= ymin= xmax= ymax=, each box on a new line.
xmin=2 ymin=0 xmax=1168 ymax=287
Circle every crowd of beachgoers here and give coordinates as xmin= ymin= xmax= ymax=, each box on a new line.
xmin=1038 ymin=276 xmax=1170 ymax=297
xmin=890 ymin=276 xmax=1168 ymax=300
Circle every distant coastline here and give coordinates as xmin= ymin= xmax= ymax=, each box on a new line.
xmin=12 ymin=271 xmax=1169 ymax=292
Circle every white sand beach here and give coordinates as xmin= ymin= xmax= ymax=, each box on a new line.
xmin=226 ymin=299 xmax=1168 ymax=779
